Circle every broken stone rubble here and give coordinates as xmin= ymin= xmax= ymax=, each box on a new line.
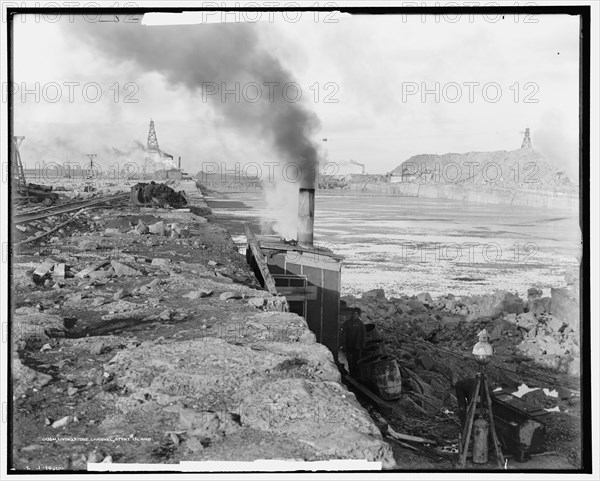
xmin=110 ymin=261 xmax=143 ymax=277
xmin=342 ymin=278 xmax=580 ymax=402
xmin=12 ymin=183 xmax=395 ymax=468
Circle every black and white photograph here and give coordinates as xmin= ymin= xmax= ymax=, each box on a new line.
xmin=1 ymin=2 xmax=597 ymax=478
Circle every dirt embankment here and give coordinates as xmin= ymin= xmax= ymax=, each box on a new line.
xmin=343 ymin=149 xmax=578 ymax=210
xmin=10 ymin=181 xmax=394 ymax=471
xmin=392 ymin=149 xmax=575 ymax=189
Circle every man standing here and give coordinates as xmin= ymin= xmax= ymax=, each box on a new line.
xmin=453 ymin=374 xmax=503 ymax=428
xmin=454 ymin=376 xmax=477 ymax=428
xmin=340 ymin=308 xmax=367 ymax=377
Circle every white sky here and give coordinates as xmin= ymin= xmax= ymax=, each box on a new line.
xmin=10 ymin=11 xmax=580 ymax=178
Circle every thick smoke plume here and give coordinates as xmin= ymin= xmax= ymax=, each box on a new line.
xmin=76 ymin=20 xmax=321 ymax=188
xmin=75 ymin=20 xmax=322 ymax=239
xmin=17 ymin=136 xmax=156 ymax=175
xmin=130 ymin=140 xmax=177 ymax=171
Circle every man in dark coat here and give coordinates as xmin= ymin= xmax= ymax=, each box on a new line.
xmin=454 ymin=377 xmax=477 ymax=428
xmin=340 ymin=308 xmax=367 ymax=377
xmin=453 ymin=375 xmax=503 ymax=428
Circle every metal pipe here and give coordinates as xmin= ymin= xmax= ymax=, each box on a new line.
xmin=472 ymin=418 xmax=489 ymax=464
xmin=297 ymin=188 xmax=315 ymax=247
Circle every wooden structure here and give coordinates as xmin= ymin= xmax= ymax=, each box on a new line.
xmin=12 ymin=136 xmax=27 ymax=193
xmin=491 ymin=391 xmax=547 ymax=462
xmin=155 ymin=168 xmax=183 ymax=180
xmin=246 ymin=225 xmax=343 ymax=358
xmin=458 ymin=366 xmax=505 ymax=469
xmin=11 ymin=136 xmax=59 ymax=205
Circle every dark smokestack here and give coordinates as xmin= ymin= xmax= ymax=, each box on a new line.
xmin=297 ymin=188 xmax=315 ymax=247
xmin=178 ymin=156 xmax=181 ymax=169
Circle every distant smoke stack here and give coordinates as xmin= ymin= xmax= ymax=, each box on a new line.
xmin=350 ymin=159 xmax=366 ymax=174
xmin=297 ymin=188 xmax=315 ymax=247
xmin=178 ymin=156 xmax=181 ymax=169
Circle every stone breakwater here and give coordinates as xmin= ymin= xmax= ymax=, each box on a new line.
xmin=354 ymin=183 xmax=578 ymax=211
xmin=377 ymin=148 xmax=579 ymax=211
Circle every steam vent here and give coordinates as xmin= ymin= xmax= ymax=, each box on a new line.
xmin=246 ymin=188 xmax=343 ymax=355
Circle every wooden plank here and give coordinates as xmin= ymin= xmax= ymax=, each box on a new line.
xmin=54 ymin=263 xmax=66 ymax=279
xmin=272 ymin=274 xmax=307 ymax=286
xmin=386 ymin=436 xmax=420 ymax=453
xmin=245 ymin=225 xmax=278 ymax=295
xmin=75 ymin=260 xmax=110 ymax=278
xmin=283 ymin=252 xmax=342 ymax=271
xmin=14 ymin=193 xmax=128 ymax=224
xmin=259 ymin=241 xmax=344 ymax=260
xmin=387 ymin=426 xmax=437 ymax=445
xmin=275 ymin=285 xmax=318 ymax=301
xmin=33 ymin=259 xmax=56 ymax=277
xmin=304 ymin=265 xmax=323 ymax=343
xmin=284 ymin=261 xmax=306 ymax=317
xmin=344 ymin=375 xmax=398 ymax=411
xmin=322 ymin=268 xmax=341 ymax=356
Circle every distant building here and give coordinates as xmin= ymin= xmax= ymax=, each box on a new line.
xmin=155 ymin=168 xmax=182 ymax=180
xmin=333 ymin=163 xmax=365 ymax=176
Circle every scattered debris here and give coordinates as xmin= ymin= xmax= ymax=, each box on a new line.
xmin=110 ymin=261 xmax=142 ymax=277
xmin=148 ymin=221 xmax=167 ymax=236
xmin=52 ymin=415 xmax=77 ymax=429
xmin=135 ymin=219 xmax=149 ymax=234
xmin=53 ymin=263 xmax=67 ymax=279
xmin=76 ymin=261 xmax=110 ymax=278
xmin=248 ymin=297 xmax=266 ymax=308
xmin=220 ymin=291 xmax=242 ymax=301
xmin=130 ymin=182 xmax=187 ymax=209
xmin=182 ymin=289 xmax=213 ymax=299
xmin=151 ymin=258 xmax=171 ymax=266
xmin=32 ymin=259 xmax=56 ymax=284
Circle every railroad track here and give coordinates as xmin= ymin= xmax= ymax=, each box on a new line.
xmin=14 ymin=192 xmax=129 ymax=224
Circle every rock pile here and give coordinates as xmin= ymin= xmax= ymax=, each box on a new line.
xmin=132 ymin=181 xmax=188 ymax=208
xmin=514 ymin=285 xmax=580 ymax=376
xmin=342 ymin=276 xmax=580 ymax=404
